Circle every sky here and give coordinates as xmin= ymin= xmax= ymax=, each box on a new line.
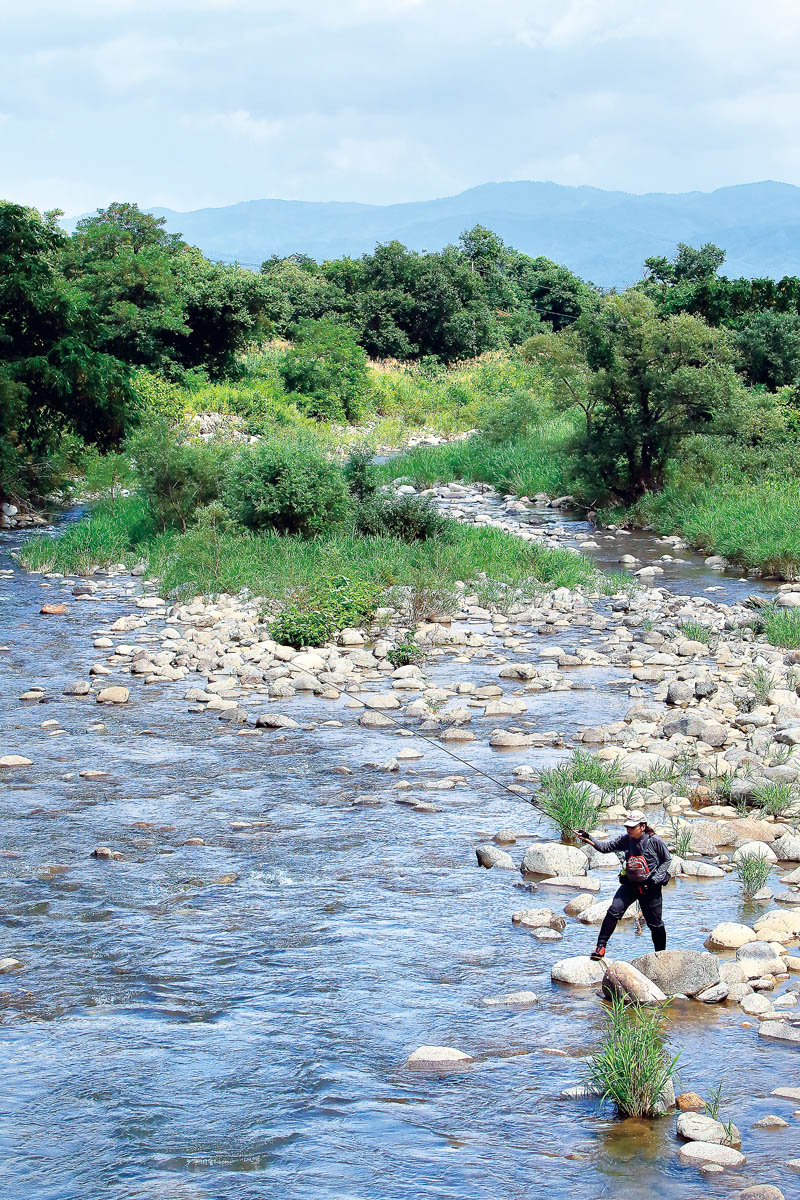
xmin=3 ymin=0 xmax=800 ymax=216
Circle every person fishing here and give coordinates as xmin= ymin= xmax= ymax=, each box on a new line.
xmin=576 ymin=811 xmax=671 ymax=961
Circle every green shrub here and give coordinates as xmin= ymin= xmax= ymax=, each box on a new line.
xmin=764 ymin=608 xmax=800 ymax=649
xmin=386 ymin=639 xmax=423 ymax=667
xmin=751 ymin=780 xmax=798 ymax=816
xmin=353 ymin=493 xmax=449 ymax=542
xmin=269 ymin=572 xmax=382 ymax=648
xmin=279 ymin=318 xmax=370 ymax=422
xmin=586 ymin=997 xmax=680 ymax=1119
xmin=224 ymin=439 xmax=348 ymax=537
xmin=131 ymin=369 xmax=187 ymax=423
xmin=479 ymin=391 xmax=541 ymax=444
xmin=344 ymin=448 xmax=379 ymax=500
xmin=128 ymin=420 xmax=230 ymax=531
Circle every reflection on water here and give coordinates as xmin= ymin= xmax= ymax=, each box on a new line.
xmin=0 ymin=515 xmax=796 ymax=1200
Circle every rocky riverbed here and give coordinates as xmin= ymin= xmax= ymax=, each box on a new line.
xmin=2 ymin=497 xmax=800 ymax=1199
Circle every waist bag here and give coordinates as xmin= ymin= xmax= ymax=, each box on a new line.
xmin=620 ymin=854 xmax=652 ymax=885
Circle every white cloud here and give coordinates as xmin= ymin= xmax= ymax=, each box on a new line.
xmin=182 ymin=109 xmax=284 ymax=143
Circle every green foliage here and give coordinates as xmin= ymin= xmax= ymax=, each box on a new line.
xmin=0 ymin=201 xmax=135 ymax=500
xmin=667 ymin=814 xmax=694 ymax=859
xmin=536 ymin=764 xmax=603 ymax=840
xmin=343 ymin=448 xmax=379 ymax=500
xmin=386 ymin=639 xmax=423 ymax=668
xmin=478 ymin=390 xmax=542 ymax=444
xmin=20 ymin=495 xmax=155 ymax=573
xmin=279 ymin=318 xmax=370 ymax=421
xmin=763 ymin=608 xmax=800 ymax=648
xmin=677 ymin=621 xmax=713 ymax=645
xmin=741 ymin=663 xmax=776 ymax=706
xmin=223 ymin=439 xmax=348 ymax=536
xmin=567 ymin=293 xmax=740 ymax=503
xmin=703 ymin=1081 xmax=730 ymax=1122
xmin=128 ymin=421 xmax=230 ymax=531
xmin=270 ymin=573 xmax=382 ymax=648
xmin=734 ymin=850 xmax=772 ymax=898
xmin=586 ymin=997 xmax=680 ymax=1119
xmin=736 ymin=310 xmax=800 ymax=390
xmin=130 ymin=369 xmax=187 ymax=422
xmin=751 ymin=781 xmax=798 ymax=816
xmin=353 ymin=493 xmax=449 ymax=542
xmin=563 ymin=748 xmax=624 ymax=792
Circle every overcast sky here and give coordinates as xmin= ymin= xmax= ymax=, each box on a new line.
xmin=3 ymin=0 xmax=800 ymax=216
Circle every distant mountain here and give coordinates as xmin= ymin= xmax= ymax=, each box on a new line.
xmin=68 ymin=181 xmax=800 ymax=287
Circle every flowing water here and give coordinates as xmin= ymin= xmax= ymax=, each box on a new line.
xmin=0 ymin=517 xmax=797 ymax=1200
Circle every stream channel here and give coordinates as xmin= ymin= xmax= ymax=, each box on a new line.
xmin=0 ymin=508 xmax=796 ymax=1200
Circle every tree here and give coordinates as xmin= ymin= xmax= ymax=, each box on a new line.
xmin=0 ymin=202 xmax=133 ymax=500
xmin=522 ymin=327 xmax=597 ymax=434
xmin=644 ymin=242 xmax=726 ymax=285
xmin=735 ymin=309 xmax=800 ymax=390
xmin=279 ymin=318 xmax=370 ymax=420
xmin=567 ymin=293 xmax=738 ymax=502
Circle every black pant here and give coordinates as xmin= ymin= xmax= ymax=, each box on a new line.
xmin=597 ymin=881 xmax=666 ymax=952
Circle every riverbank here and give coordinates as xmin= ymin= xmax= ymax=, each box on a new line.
xmin=381 ymin=432 xmax=800 ymax=582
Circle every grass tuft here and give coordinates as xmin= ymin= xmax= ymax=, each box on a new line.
xmin=586 ymin=997 xmax=680 ymax=1119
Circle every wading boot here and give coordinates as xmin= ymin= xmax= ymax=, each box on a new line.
xmin=589 ymin=945 xmax=606 ymax=962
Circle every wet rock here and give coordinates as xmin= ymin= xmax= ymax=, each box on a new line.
xmin=521 ymin=842 xmax=588 ymax=878
xmin=752 ymin=1116 xmax=789 ymax=1129
xmin=631 ymin=949 xmax=720 ymax=997
xmin=406 ymin=1045 xmax=473 ymax=1067
xmin=0 ymin=958 xmax=23 ymax=973
xmin=771 ymin=1086 xmax=800 ymax=1101
xmin=678 ymin=1141 xmax=745 ymax=1168
xmin=255 ymin=713 xmax=301 ymax=730
xmin=564 ymin=893 xmax=597 ymax=917
xmin=551 ymin=956 xmax=606 ymax=986
xmin=489 ymin=729 xmax=536 ymax=748
xmin=676 ymin=1092 xmax=705 ymax=1112
xmin=0 ymin=755 xmax=33 ymax=768
xmin=735 ymin=1188 xmax=785 ymax=1200
xmin=91 ymin=846 xmax=123 ymax=861
xmin=677 ymin=1112 xmax=741 ymax=1146
xmin=602 ymin=961 xmax=667 ymax=1004
xmin=481 ymin=991 xmax=538 ymax=1007
xmin=97 ymin=686 xmax=129 ymax=704
xmin=40 ymin=603 xmax=68 ymax=615
xmin=476 ymin=844 xmax=515 ymax=870
xmin=697 ymin=982 xmax=729 ymax=1003
xmin=739 ymin=992 xmax=774 ymax=1016
xmin=707 ymin=922 xmax=757 ymax=950
xmin=540 ymin=874 xmax=600 ymax=891
xmin=358 ymin=711 xmax=394 ymax=729
xmin=63 ymin=681 xmax=91 ymax=695
xmin=512 ymin=907 xmax=565 ymax=931
xmin=759 ymin=1020 xmax=800 ymax=1044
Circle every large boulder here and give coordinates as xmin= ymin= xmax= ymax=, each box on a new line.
xmin=512 ymin=907 xmax=565 ymax=931
xmin=631 ymin=949 xmax=720 ymax=998
xmin=677 ymin=1111 xmax=741 ymax=1146
xmin=677 ymin=1141 xmax=746 ymax=1168
xmin=774 ymin=833 xmax=800 ymax=862
xmin=707 ymin=922 xmax=757 ymax=950
xmin=521 ymin=842 xmax=588 ymax=878
xmin=551 ymin=955 xmax=606 ymax=986
xmin=758 ymin=1021 xmax=800 ymax=1045
xmin=602 ymin=961 xmax=667 ymax=1004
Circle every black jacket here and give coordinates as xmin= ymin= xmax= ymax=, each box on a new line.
xmin=589 ymin=831 xmax=672 ymax=885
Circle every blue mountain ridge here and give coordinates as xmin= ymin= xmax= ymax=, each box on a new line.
xmin=67 ymin=180 xmax=800 ymax=287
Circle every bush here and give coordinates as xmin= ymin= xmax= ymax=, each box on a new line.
xmin=386 ymin=639 xmax=423 ymax=667
xmin=586 ymin=997 xmax=680 ymax=1119
xmin=130 ymin=369 xmax=187 ymax=423
xmin=269 ymin=572 xmax=382 ymax=648
xmin=224 ymin=440 xmax=348 ymax=537
xmin=279 ymin=318 xmax=371 ymax=422
xmin=344 ymin=448 xmax=379 ymax=500
xmin=353 ymin=494 xmax=449 ymax=541
xmin=479 ymin=391 xmax=540 ymax=444
xmin=128 ymin=421 xmax=230 ymax=531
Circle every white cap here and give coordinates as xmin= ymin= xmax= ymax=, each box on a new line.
xmin=624 ymin=810 xmax=647 ymax=828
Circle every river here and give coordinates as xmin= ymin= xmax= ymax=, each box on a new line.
xmin=0 ymin=513 xmax=797 ymax=1200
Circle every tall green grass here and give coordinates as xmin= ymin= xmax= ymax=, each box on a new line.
xmin=620 ymin=474 xmax=800 ymax=580
xmin=380 ymin=414 xmax=576 ymax=498
xmin=20 ymin=497 xmax=601 ymax=603
xmin=586 ymin=997 xmax=680 ymax=1119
